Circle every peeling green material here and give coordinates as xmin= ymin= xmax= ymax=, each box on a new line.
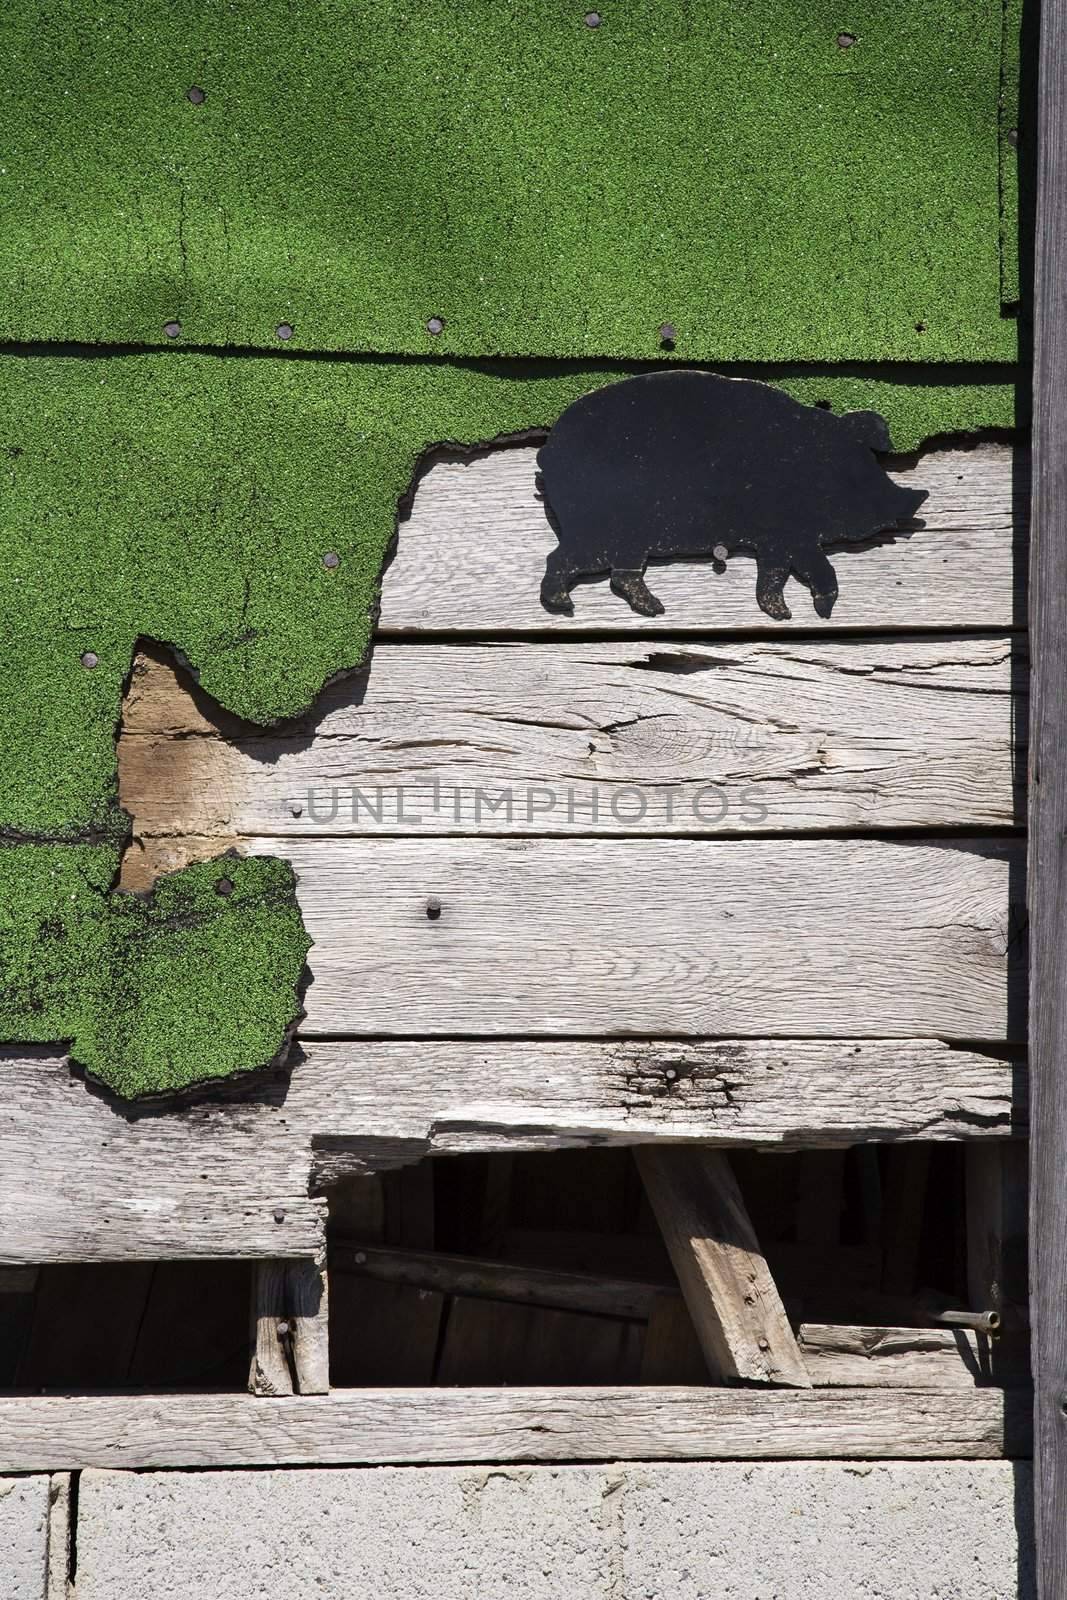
xmin=0 ymin=0 xmax=1016 ymax=362
xmin=0 ymin=352 xmax=1019 ymax=1096
xmin=0 ymin=846 xmax=308 ymax=1098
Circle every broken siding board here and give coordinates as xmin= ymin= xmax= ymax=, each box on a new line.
xmin=258 ymin=837 xmax=1023 ymax=1040
xmin=0 ymin=1041 xmax=1019 ymax=1265
xmin=0 ymin=1389 xmax=1029 ymax=1471
xmin=119 ymin=636 xmax=1023 ymax=839
xmin=383 ymin=446 xmax=1025 ymax=635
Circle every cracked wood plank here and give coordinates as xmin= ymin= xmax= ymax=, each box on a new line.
xmin=636 ymin=1147 xmax=810 ymax=1386
xmin=0 ymin=1040 xmax=1019 ymax=1263
xmin=797 ymin=1324 xmax=1032 ymax=1389
xmin=118 ymin=635 xmax=1023 ymax=854
xmin=0 ymin=1388 xmax=1029 ymax=1471
xmin=382 ymin=445 xmax=1025 ymax=634
xmin=239 ymin=836 xmax=1024 ymax=1039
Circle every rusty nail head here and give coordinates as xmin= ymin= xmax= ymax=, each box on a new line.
xmin=659 ymin=322 xmax=677 ymax=343
xmin=836 ymin=31 xmax=856 ymax=47
xmin=758 ymin=1337 xmax=770 ymax=1350
xmin=426 ymin=316 xmax=445 ymax=336
xmin=713 ymin=544 xmax=729 ymax=562
xmin=273 ymin=1206 xmax=286 ymax=1223
xmin=80 ymin=650 xmax=99 ymax=669
xmin=1008 ymin=128 xmax=1019 ymax=147
xmin=276 ymin=1320 xmax=290 ymax=1337
xmin=276 ymin=322 xmax=294 ymax=341
xmin=186 ymin=85 xmax=206 ymax=104
xmin=426 ymin=896 xmax=442 ymax=919
xmin=322 ymin=551 xmax=340 ymax=570
xmin=355 ymin=1251 xmax=367 ymax=1265
xmin=289 ymin=802 xmax=303 ymax=816
xmin=215 ymin=876 xmax=234 ymax=897
xmin=163 ymin=320 xmax=182 ymax=339
xmin=585 ymin=11 xmax=602 ymax=26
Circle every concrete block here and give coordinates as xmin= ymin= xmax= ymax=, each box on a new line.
xmin=75 ymin=1460 xmax=1034 ymax=1600
xmin=0 ymin=1475 xmax=50 ymax=1600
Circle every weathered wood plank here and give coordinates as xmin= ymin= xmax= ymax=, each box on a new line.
xmin=636 ymin=1148 xmax=810 ymax=1386
xmin=0 ymin=1388 xmax=1029 ymax=1471
xmin=259 ymin=837 xmax=1024 ymax=1039
xmin=248 ymin=1262 xmax=294 ymax=1396
xmin=0 ymin=1040 xmax=1020 ymax=1264
xmin=286 ymin=1261 xmax=330 ymax=1395
xmin=331 ymin=1241 xmax=669 ymax=1321
xmin=1029 ymin=0 xmax=1067 ymax=1576
xmin=797 ymin=1324 xmax=1031 ymax=1390
xmin=383 ymin=446 xmax=1025 ymax=634
xmin=118 ymin=636 xmax=1023 ymax=841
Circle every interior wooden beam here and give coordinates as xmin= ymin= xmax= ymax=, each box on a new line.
xmin=636 ymin=1147 xmax=810 ymax=1388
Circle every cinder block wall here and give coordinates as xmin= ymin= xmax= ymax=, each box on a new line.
xmin=59 ymin=1461 xmax=1034 ymax=1599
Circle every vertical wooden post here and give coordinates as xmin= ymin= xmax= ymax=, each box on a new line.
xmin=1030 ymin=0 xmax=1067 ymax=1580
xmin=287 ymin=1259 xmax=331 ymax=1395
xmin=248 ymin=1261 xmax=294 ymax=1396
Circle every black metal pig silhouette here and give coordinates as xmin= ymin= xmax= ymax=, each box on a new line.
xmin=537 ymin=371 xmax=927 ymax=619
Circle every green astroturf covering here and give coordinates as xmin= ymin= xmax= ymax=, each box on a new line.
xmin=999 ymin=0 xmax=1023 ymax=305
xmin=0 ymin=0 xmax=1016 ymax=362
xmin=0 ymin=352 xmax=1019 ymax=1094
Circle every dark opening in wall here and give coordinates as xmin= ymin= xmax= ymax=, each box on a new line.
xmin=0 ymin=1260 xmax=252 ymax=1393
xmin=325 ymin=1144 xmax=1029 ymax=1389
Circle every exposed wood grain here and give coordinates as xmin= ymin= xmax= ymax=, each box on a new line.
xmin=255 ymin=836 xmax=1024 ymax=1039
xmin=1030 ymin=0 xmax=1067 ymax=1576
xmin=636 ymin=1148 xmax=810 ymax=1386
xmin=0 ymin=1040 xmax=1020 ymax=1264
xmin=383 ymin=446 xmax=1025 ymax=634
xmin=248 ymin=1262 xmax=293 ymax=1396
xmin=797 ymin=1324 xmax=1030 ymax=1390
xmin=287 ymin=1261 xmax=330 ymax=1395
xmin=118 ymin=636 xmax=1023 ymax=841
xmin=331 ymin=1241 xmax=671 ymax=1321
xmin=0 ymin=1388 xmax=1029 ymax=1471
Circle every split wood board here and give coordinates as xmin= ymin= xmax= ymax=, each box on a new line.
xmin=119 ymin=635 xmax=1024 ymax=840
xmin=0 ymin=1042 xmax=1019 ymax=1263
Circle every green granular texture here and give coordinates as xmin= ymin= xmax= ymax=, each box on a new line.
xmin=0 ymin=351 xmax=1018 ymax=1094
xmin=0 ymin=0 xmax=1016 ymax=363
xmin=999 ymin=0 xmax=1023 ymax=304
xmin=0 ymin=845 xmax=310 ymax=1098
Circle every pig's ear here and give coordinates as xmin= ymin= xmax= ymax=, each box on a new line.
xmin=837 ymin=409 xmax=893 ymax=453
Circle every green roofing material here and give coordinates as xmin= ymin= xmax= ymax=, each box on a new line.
xmin=999 ymin=0 xmax=1023 ymax=305
xmin=0 ymin=846 xmax=309 ymax=1098
xmin=0 ymin=0 xmax=1016 ymax=363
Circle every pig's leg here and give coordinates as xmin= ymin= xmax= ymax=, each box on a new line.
xmin=610 ymin=568 xmax=665 ymax=616
xmin=793 ymin=550 xmax=839 ymax=619
xmin=541 ymin=546 xmax=578 ymax=613
xmin=754 ymin=558 xmax=792 ymax=621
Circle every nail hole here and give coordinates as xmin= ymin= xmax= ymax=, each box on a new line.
xmin=80 ymin=651 xmax=98 ymax=669
xmin=289 ymin=802 xmax=303 ymax=816
xmin=215 ymin=876 xmax=234 ymax=897
xmin=585 ymin=10 xmax=602 ymax=25
xmin=426 ymin=316 xmax=445 ymax=336
xmin=836 ymin=31 xmax=856 ymax=48
xmin=915 ymin=320 xmax=927 ymax=333
xmin=322 ymin=551 xmax=340 ymax=570
xmin=186 ymin=85 xmax=206 ymax=104
xmin=426 ymin=896 xmax=442 ymax=920
xmin=275 ymin=322 xmax=293 ymax=341
xmin=163 ymin=321 xmax=182 ymax=339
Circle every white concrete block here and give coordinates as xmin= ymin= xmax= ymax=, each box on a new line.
xmin=0 ymin=1475 xmax=50 ymax=1600
xmin=74 ymin=1460 xmax=1034 ymax=1600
